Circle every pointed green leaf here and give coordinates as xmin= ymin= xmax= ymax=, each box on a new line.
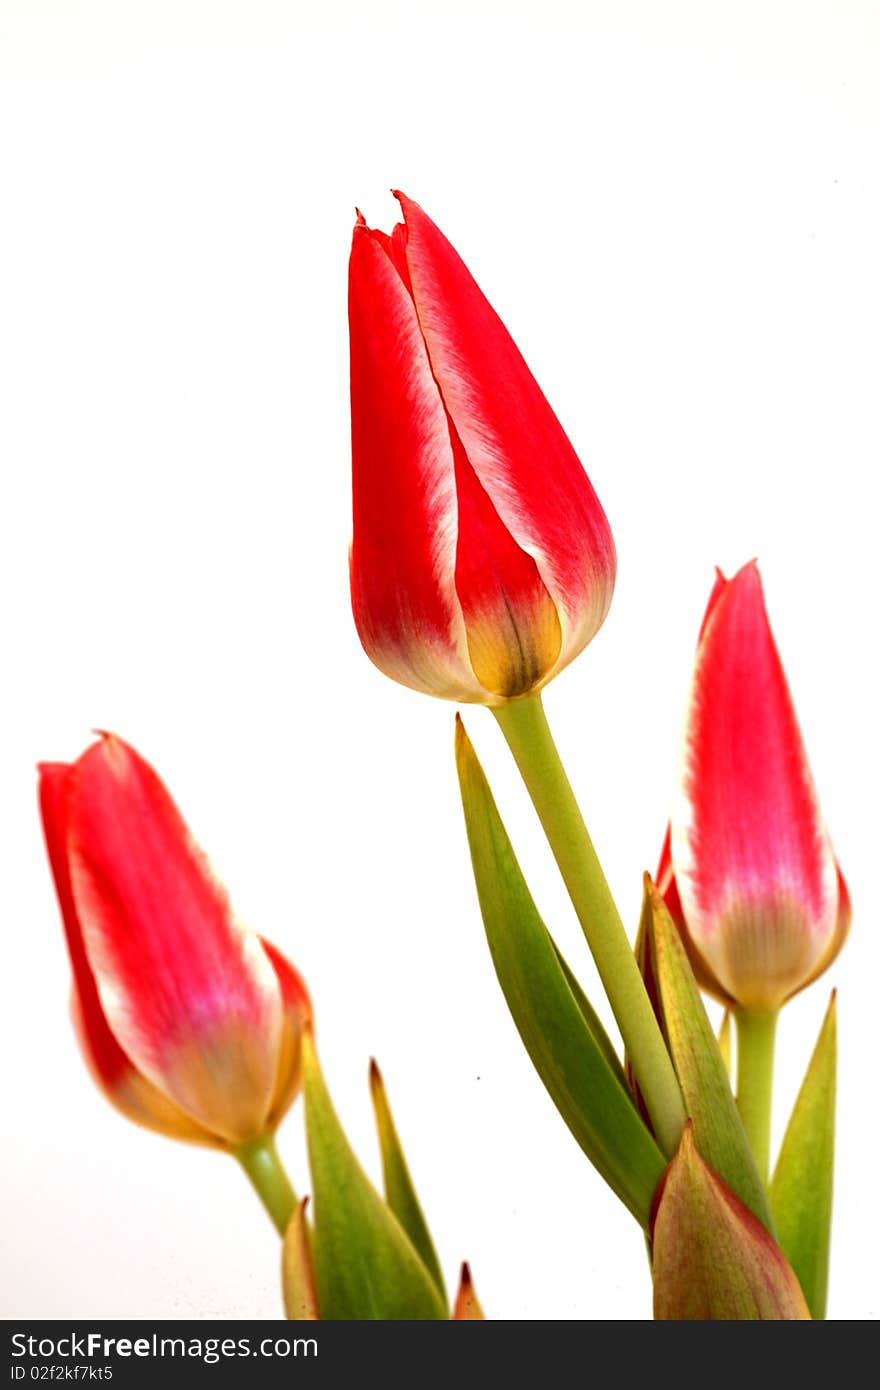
xmin=770 ymin=992 xmax=836 ymax=1320
xmin=653 ymin=1123 xmax=810 ymax=1320
xmin=369 ymin=1058 xmax=447 ymax=1303
xmin=644 ymin=877 xmax=774 ymax=1234
xmin=624 ymin=901 xmax=662 ymax=1126
xmin=718 ymin=1010 xmax=733 ymax=1078
xmin=550 ymin=938 xmax=630 ymax=1090
xmin=455 ymin=717 xmax=665 ymax=1228
xmin=302 ymin=1033 xmax=448 ymax=1320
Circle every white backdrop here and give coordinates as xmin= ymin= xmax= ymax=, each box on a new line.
xmin=1 ymin=0 xmax=877 ymax=1320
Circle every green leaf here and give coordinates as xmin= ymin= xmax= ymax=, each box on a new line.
xmin=643 ymin=877 xmax=774 ymax=1234
xmin=455 ymin=717 xmax=666 ymax=1228
xmin=369 ymin=1058 xmax=447 ymax=1303
xmin=770 ymin=992 xmax=836 ymax=1320
xmin=718 ymin=1010 xmax=733 ymax=1079
xmin=302 ymin=1033 xmax=448 ymax=1320
xmin=550 ymin=938 xmax=630 ymax=1091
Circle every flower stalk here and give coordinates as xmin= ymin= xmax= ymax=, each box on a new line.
xmin=734 ymin=1009 xmax=779 ymax=1184
xmin=236 ymin=1135 xmax=298 ymax=1237
xmin=492 ymin=693 xmax=685 ymax=1157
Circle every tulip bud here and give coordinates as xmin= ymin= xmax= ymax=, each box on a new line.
xmin=349 ymin=192 xmax=616 ymax=705
xmin=39 ymin=735 xmax=311 ymax=1149
xmin=282 ymin=1198 xmax=320 ymax=1320
xmin=651 ymin=1122 xmax=810 ymax=1320
xmin=659 ymin=562 xmax=849 ymax=1011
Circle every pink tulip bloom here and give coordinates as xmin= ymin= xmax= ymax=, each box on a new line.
xmin=658 ymin=562 xmax=849 ymax=1011
xmin=349 ymin=192 xmax=616 ymax=705
xmin=39 ymin=735 xmax=311 ymax=1148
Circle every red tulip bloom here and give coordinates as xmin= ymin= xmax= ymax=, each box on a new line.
xmin=658 ymin=562 xmax=849 ymax=1011
xmin=39 ymin=735 xmax=311 ymax=1148
xmin=349 ymin=192 xmax=616 ymax=705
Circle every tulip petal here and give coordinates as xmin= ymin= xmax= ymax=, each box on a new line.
xmin=64 ymin=736 xmax=283 ymax=1145
xmin=40 ymin=762 xmax=216 ymax=1146
xmin=652 ymin=1123 xmax=810 ymax=1320
xmin=369 ymin=1059 xmax=446 ymax=1301
xmin=396 ymin=192 xmax=615 ymax=664
xmin=452 ymin=440 xmax=562 ymax=698
xmin=697 ymin=565 xmax=729 ymax=640
xmin=671 ymin=563 xmax=842 ymax=1009
xmin=657 ymin=826 xmax=731 ymax=1003
xmin=40 ymin=762 xmax=133 ymax=1092
xmin=262 ymin=938 xmax=313 ymax=1130
xmin=68 ymin=989 xmax=218 ymax=1145
xmin=452 ymin=1263 xmax=485 ymax=1320
xmin=794 ymin=865 xmax=851 ymax=999
xmin=349 ymin=222 xmax=481 ymax=701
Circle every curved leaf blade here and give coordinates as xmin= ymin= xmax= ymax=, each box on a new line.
xmin=369 ymin=1058 xmax=447 ymax=1302
xmin=550 ymin=938 xmax=630 ymax=1090
xmin=770 ymin=992 xmax=837 ymax=1320
xmin=302 ymin=1033 xmax=448 ymax=1320
xmin=718 ymin=1010 xmax=733 ymax=1078
xmin=644 ymin=877 xmax=774 ymax=1234
xmin=455 ymin=717 xmax=665 ymax=1228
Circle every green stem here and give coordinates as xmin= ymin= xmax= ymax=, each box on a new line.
xmin=492 ymin=693 xmax=686 ymax=1157
xmin=235 ymin=1134 xmax=297 ymax=1236
xmin=734 ymin=1009 xmax=778 ymax=1183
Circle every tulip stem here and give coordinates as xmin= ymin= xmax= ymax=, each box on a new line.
xmin=492 ymin=693 xmax=686 ymax=1157
xmin=235 ymin=1135 xmax=297 ymax=1237
xmin=734 ymin=1009 xmax=778 ymax=1183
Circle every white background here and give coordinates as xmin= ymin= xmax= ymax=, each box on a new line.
xmin=1 ymin=0 xmax=878 ymax=1320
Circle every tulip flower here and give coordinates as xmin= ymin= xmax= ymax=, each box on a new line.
xmin=349 ymin=191 xmax=616 ymax=705
xmin=352 ymin=193 xmax=683 ymax=1163
xmin=657 ymin=562 xmax=849 ymax=1178
xmin=658 ymin=561 xmax=849 ymax=1014
xmin=39 ymin=735 xmax=311 ymax=1232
